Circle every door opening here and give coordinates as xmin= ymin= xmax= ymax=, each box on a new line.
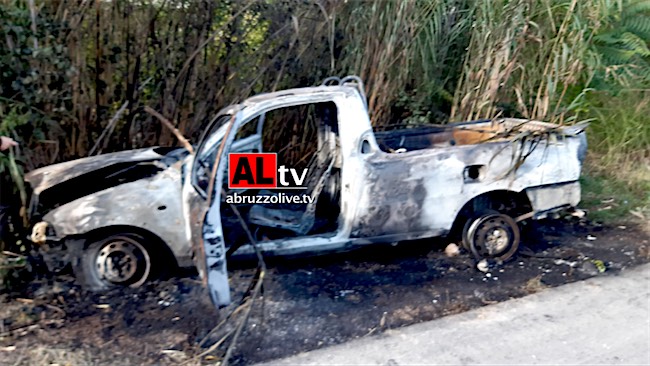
xmin=220 ymin=102 xmax=342 ymax=251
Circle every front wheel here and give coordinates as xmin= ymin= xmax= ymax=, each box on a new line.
xmin=74 ymin=234 xmax=152 ymax=290
xmin=462 ymin=212 xmax=520 ymax=262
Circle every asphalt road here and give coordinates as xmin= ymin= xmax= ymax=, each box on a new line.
xmin=260 ymin=263 xmax=650 ymax=365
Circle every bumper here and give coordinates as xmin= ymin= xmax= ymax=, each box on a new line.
xmin=525 ymin=181 xmax=581 ymax=219
xmin=38 ymin=240 xmax=73 ymax=273
xmin=30 ymin=221 xmax=70 ymax=272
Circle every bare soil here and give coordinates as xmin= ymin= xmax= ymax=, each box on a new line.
xmin=1 ymin=218 xmax=648 ymax=365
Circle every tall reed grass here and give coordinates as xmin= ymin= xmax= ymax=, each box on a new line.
xmin=451 ymin=0 xmax=600 ymax=124
xmin=0 ymin=0 xmax=647 ymax=223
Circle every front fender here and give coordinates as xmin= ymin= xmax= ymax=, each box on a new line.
xmin=42 ymin=169 xmax=191 ymax=265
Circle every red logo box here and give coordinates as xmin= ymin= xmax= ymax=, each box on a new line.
xmin=228 ymin=153 xmax=277 ymax=189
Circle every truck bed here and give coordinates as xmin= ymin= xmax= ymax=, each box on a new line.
xmin=374 ymin=118 xmax=569 ymax=153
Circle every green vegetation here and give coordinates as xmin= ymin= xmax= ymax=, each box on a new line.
xmin=579 ymin=89 xmax=650 ymax=223
xmin=580 ymin=173 xmax=647 ymax=223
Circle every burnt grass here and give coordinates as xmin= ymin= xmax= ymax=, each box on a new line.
xmin=1 ymin=218 xmax=649 ymax=365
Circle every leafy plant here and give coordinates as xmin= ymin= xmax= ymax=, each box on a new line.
xmin=0 ymin=108 xmax=29 ymax=211
xmin=591 ymin=0 xmax=650 ymax=86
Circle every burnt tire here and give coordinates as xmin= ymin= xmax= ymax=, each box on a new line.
xmin=462 ymin=211 xmax=520 ymax=262
xmin=73 ymin=233 xmax=153 ymax=291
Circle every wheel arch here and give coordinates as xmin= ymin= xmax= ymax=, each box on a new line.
xmin=80 ymin=225 xmax=179 ymax=269
xmin=449 ymin=190 xmax=532 ymax=239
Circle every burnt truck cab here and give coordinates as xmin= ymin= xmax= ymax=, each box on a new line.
xmin=186 ymin=77 xmax=588 ymax=307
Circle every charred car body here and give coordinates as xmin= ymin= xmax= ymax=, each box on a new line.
xmin=26 ymin=147 xmax=192 ymax=289
xmin=26 ymin=76 xmax=588 ymax=306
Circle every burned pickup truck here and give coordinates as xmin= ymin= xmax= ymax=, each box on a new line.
xmin=26 ymin=76 xmax=587 ymax=307
xmin=188 ymin=76 xmax=587 ymax=306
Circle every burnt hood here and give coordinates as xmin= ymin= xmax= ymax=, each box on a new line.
xmin=25 ymin=147 xmax=178 ymax=195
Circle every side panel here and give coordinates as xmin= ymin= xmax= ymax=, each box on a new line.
xmin=43 ymin=164 xmax=192 ymax=265
xmin=526 ymin=181 xmax=581 ymax=216
xmin=350 ymin=150 xmax=464 ymax=238
xmin=351 ymin=133 xmax=585 ymax=236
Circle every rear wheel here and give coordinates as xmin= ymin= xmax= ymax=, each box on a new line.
xmin=462 ymin=211 xmax=520 ymax=262
xmin=75 ymin=233 xmax=153 ymax=290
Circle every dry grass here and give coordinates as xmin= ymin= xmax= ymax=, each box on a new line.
xmin=337 ymin=1 xmax=419 ymax=125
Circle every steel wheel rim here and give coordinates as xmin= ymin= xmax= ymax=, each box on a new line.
xmin=94 ymin=236 xmax=151 ymax=287
xmin=468 ymin=214 xmax=518 ymax=259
